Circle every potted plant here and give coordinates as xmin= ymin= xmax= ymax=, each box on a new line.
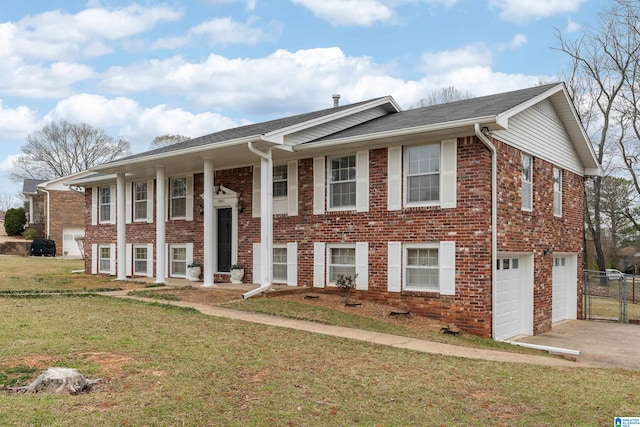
xmin=187 ymin=262 xmax=202 ymax=281
xmin=230 ymin=263 xmax=244 ymax=284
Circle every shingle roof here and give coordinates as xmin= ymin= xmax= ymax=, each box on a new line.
xmin=116 ymin=97 xmax=385 ymax=163
xmin=314 ymin=83 xmax=560 ymax=142
xmin=22 ymin=179 xmax=46 ymax=195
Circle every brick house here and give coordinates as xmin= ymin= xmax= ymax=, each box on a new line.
xmin=71 ymin=83 xmax=601 ymax=339
xmin=23 ymin=173 xmax=88 ymax=258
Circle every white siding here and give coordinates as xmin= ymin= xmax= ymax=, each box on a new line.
xmin=285 ymin=107 xmax=389 ymax=145
xmin=494 ymin=105 xmax=583 ymax=176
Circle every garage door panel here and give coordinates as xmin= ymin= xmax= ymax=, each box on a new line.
xmin=494 ymin=255 xmax=533 ymax=341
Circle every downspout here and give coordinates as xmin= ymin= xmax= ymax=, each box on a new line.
xmin=40 ymin=188 xmax=51 ymax=239
xmin=243 ymin=141 xmax=273 ymax=299
xmin=474 ymin=124 xmax=498 ymax=339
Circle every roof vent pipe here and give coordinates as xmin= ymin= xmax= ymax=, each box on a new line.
xmin=332 ymin=94 xmax=340 ymax=107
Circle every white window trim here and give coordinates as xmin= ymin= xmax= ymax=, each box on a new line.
xmin=403 ymin=145 xmax=440 ymax=208
xmin=170 ymin=177 xmax=187 ymax=220
xmin=272 ymin=244 xmax=288 ymax=284
xmin=169 ymin=176 xmax=193 ymax=221
xmin=326 ymin=243 xmax=357 ymax=286
xmin=133 ymin=181 xmax=149 ymax=222
xmin=522 ymin=153 xmax=533 ymax=212
xmin=402 ymin=243 xmax=440 ymax=292
xmin=133 ymin=244 xmax=149 ymax=276
xmin=553 ymin=166 xmax=562 ymax=217
xmin=98 ymin=244 xmax=115 ymax=275
xmin=169 ymin=244 xmax=188 ymax=278
xmin=98 ymin=186 xmax=112 ymax=224
xmin=327 ymin=154 xmax=357 ymax=211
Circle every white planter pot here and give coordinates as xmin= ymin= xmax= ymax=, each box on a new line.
xmin=187 ymin=266 xmax=201 ymax=282
xmin=230 ymin=268 xmax=244 ymax=284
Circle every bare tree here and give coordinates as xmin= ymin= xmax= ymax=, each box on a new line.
xmin=150 ymin=134 xmax=190 ymax=149
xmin=10 ymin=119 xmax=130 ymax=182
xmin=0 ymin=192 xmax=20 ymax=211
xmin=412 ymin=86 xmax=474 ymax=108
xmin=555 ymin=0 xmax=639 ymax=272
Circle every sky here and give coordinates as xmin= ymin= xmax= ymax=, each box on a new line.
xmin=0 ymin=0 xmax=607 ymax=203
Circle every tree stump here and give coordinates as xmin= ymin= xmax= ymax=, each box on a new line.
xmin=16 ymin=367 xmax=100 ymax=394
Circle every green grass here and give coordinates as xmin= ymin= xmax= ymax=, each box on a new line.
xmin=0 ymin=296 xmax=638 ymax=426
xmin=128 ymin=289 xmax=180 ymax=300
xmin=588 ymin=297 xmax=640 ymax=321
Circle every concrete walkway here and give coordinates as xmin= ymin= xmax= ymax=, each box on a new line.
xmin=102 ymin=290 xmax=592 ymax=369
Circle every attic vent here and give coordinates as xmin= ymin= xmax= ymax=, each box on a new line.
xmin=332 ymin=94 xmax=340 ymax=108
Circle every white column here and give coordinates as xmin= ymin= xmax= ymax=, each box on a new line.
xmin=155 ymin=166 xmax=167 ymax=283
xmin=116 ymin=173 xmax=127 ymax=280
xmin=260 ymin=150 xmax=273 ymax=286
xmin=202 ymin=158 xmax=216 ymax=287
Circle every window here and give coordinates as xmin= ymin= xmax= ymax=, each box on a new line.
xmin=98 ymin=246 xmax=111 ymax=274
xmin=170 ymin=245 xmax=187 ymax=277
xmin=328 ymin=246 xmax=356 ymax=282
xmin=171 ymin=177 xmax=187 ymax=218
xmin=134 ymin=246 xmax=148 ymax=275
xmin=99 ymin=187 xmax=111 ymax=223
xmin=329 ymin=155 xmax=356 ymax=209
xmin=273 ymin=246 xmax=288 ymax=283
xmin=133 ymin=182 xmax=148 ymax=221
xmin=521 ymin=154 xmax=532 ymax=211
xmin=406 ymin=144 xmax=440 ymax=204
xmin=553 ymin=167 xmax=562 ymax=217
xmin=404 ymin=246 xmax=439 ymax=291
xmin=273 ymin=165 xmax=288 ymax=198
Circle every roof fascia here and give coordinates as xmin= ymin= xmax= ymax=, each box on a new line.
xmin=91 ymin=135 xmax=260 ymax=173
xmin=295 ymin=115 xmax=498 ymax=149
xmin=262 ymin=96 xmax=401 ymax=144
xmin=37 ymin=170 xmax=95 ymax=189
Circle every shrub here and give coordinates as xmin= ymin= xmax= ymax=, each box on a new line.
xmin=22 ymin=228 xmax=39 ymax=239
xmin=4 ymin=208 xmax=26 ymax=236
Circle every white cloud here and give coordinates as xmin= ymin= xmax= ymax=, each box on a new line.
xmin=0 ymin=153 xmax=21 ymax=173
xmin=509 ymin=34 xmax=528 ymax=49
xmin=566 ymin=16 xmax=581 ymax=33
xmin=102 ymin=48 xmax=393 ymax=113
xmin=420 ymin=43 xmax=493 ymax=74
xmin=290 ymin=0 xmax=459 ymax=27
xmin=0 ymin=61 xmax=96 ymax=99
xmin=42 ymin=93 xmax=246 ymax=154
xmin=3 ymin=4 xmax=182 ymax=61
xmin=489 ymin=0 xmax=587 ymax=23
xmin=203 ymin=0 xmax=257 ymax=11
xmin=153 ymin=16 xmax=279 ymax=49
xmin=291 ymin=0 xmax=395 ymax=26
xmin=0 ymin=101 xmax=39 ymax=140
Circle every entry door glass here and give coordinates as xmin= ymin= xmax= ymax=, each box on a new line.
xmin=217 ymin=208 xmax=232 ymax=272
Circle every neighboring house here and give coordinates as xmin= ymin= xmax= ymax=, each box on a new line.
xmin=23 ymin=179 xmax=46 ymax=232
xmin=71 ymin=83 xmax=601 ymax=339
xmin=22 ymin=173 xmax=89 ymax=258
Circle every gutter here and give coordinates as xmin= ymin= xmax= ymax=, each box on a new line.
xmin=473 ymin=124 xmax=498 ymax=340
xmin=39 ymin=187 xmax=51 ymax=240
xmin=505 ymin=340 xmax=580 ymax=356
xmin=243 ymin=142 xmax=273 ymax=299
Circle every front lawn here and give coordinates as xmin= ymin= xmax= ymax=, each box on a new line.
xmin=0 ymin=296 xmax=638 ymax=426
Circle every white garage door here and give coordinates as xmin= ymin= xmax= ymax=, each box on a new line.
xmin=62 ymin=228 xmax=84 ymax=258
xmin=494 ymin=256 xmax=533 ymax=341
xmin=552 ymin=255 xmax=577 ymax=323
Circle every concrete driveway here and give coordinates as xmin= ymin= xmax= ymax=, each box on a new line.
xmin=515 ymin=320 xmax=640 ymax=370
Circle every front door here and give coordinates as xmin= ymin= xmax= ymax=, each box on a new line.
xmin=217 ymin=208 xmax=232 ymax=272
